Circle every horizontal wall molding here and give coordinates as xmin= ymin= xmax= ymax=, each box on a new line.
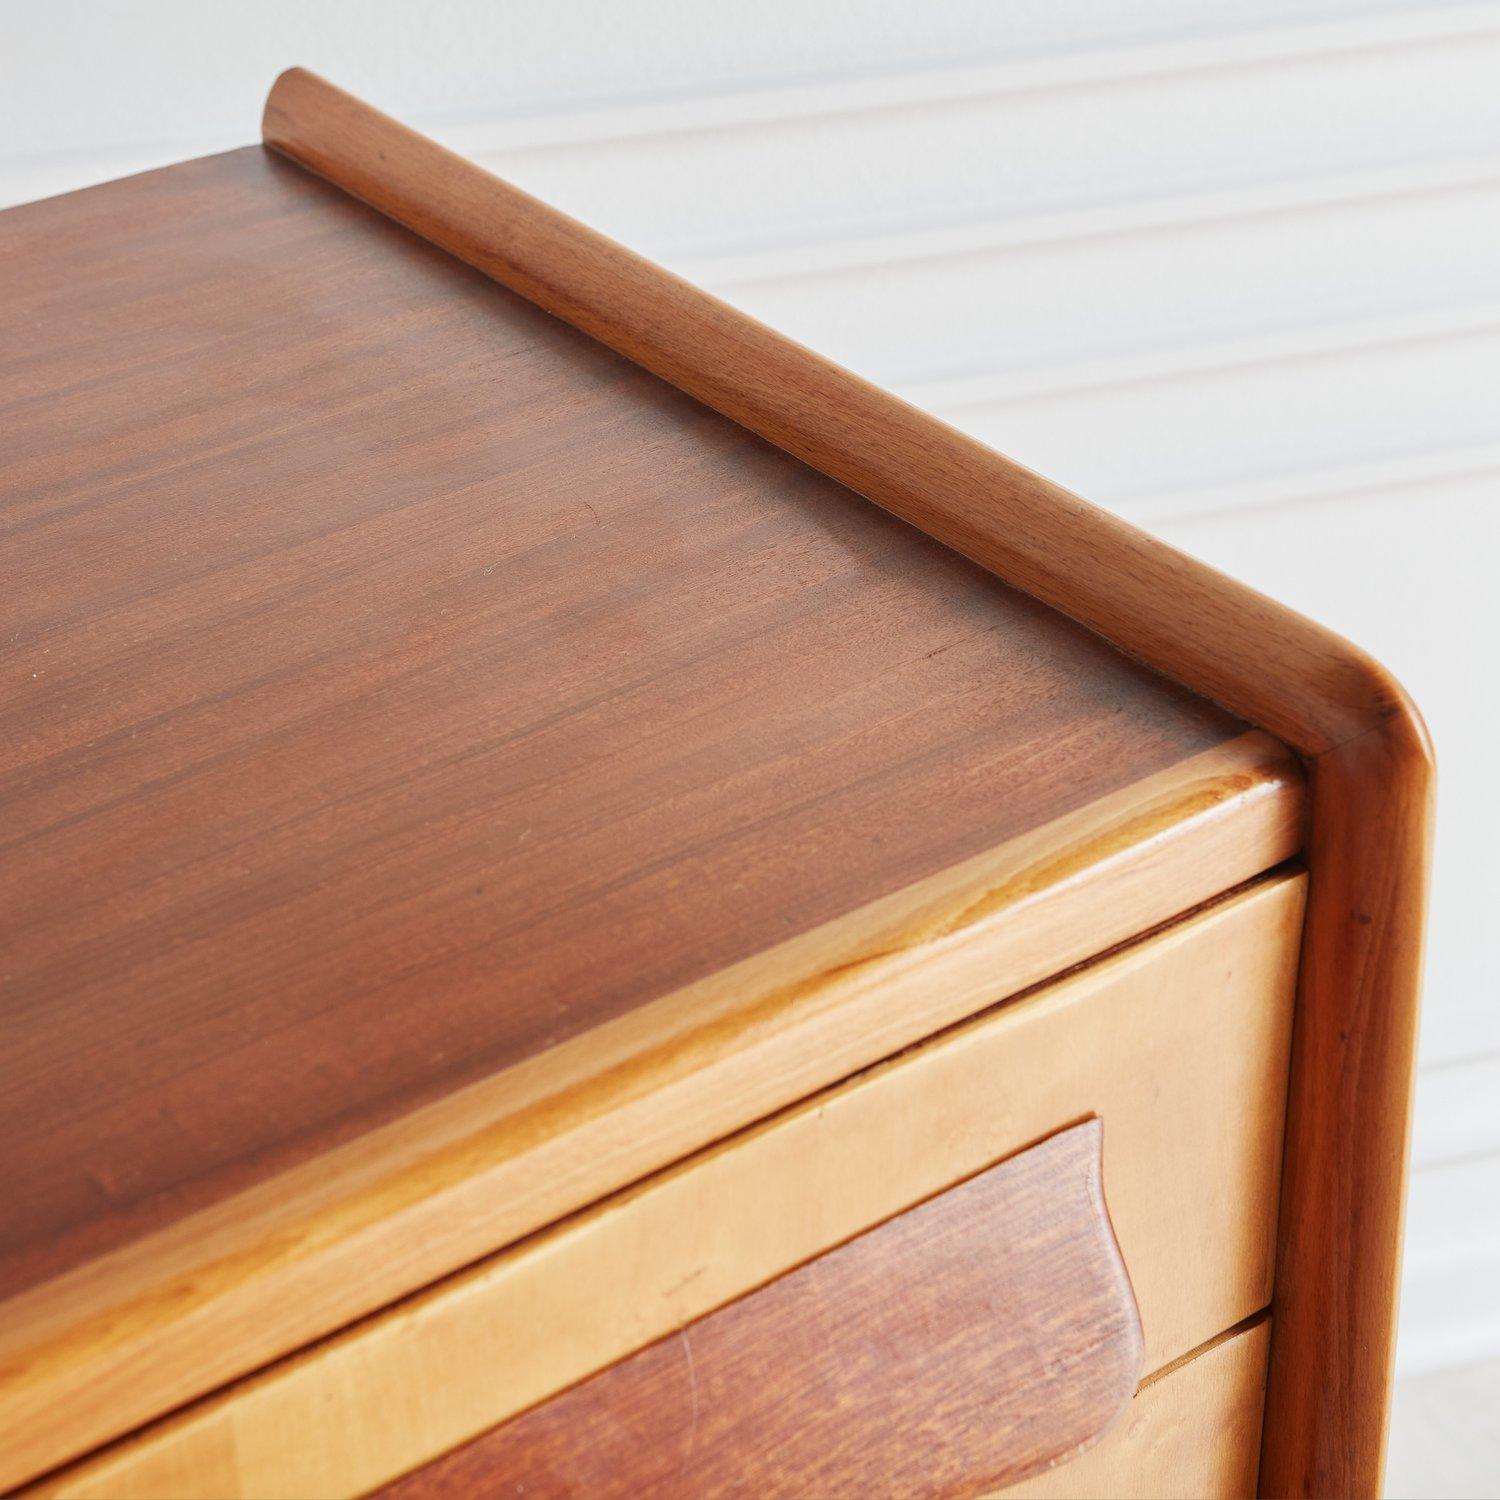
xmin=678 ymin=155 xmax=1500 ymax=289
xmin=908 ymin=320 xmax=1500 ymax=513
xmin=712 ymin=185 xmax=1500 ymax=430
xmin=1118 ymin=440 xmax=1500 ymax=526
xmin=436 ymin=2 xmax=1500 ymax=154
xmin=9 ymin=6 xmax=1500 ymax=239
xmin=450 ymin=27 xmax=1500 ymax=264
xmin=900 ymin=296 xmax=1500 ymax=412
xmin=14 ymin=3 xmax=1485 ymax=192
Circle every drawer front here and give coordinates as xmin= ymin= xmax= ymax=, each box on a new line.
xmin=1003 ymin=1318 xmax=1271 ymax=1500
xmin=381 ymin=1121 xmax=1143 ymax=1499
xmin=37 ymin=873 xmax=1302 ymax=1499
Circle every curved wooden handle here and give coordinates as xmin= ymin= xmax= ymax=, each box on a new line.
xmin=376 ymin=1120 xmax=1142 ymax=1499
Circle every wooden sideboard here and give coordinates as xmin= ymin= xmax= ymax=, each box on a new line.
xmin=0 ymin=69 xmax=1430 ymax=1500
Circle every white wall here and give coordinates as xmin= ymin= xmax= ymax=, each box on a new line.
xmin=4 ymin=0 xmax=1497 ymax=1378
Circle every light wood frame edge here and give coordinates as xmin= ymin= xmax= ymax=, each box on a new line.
xmin=259 ymin=68 xmax=1433 ymax=1498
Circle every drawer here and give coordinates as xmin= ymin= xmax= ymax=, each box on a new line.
xmin=37 ymin=871 xmax=1303 ymax=1498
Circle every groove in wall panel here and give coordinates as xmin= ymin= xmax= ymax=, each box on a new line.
xmin=452 ymin=22 xmax=1500 ymax=256
xmin=707 ymin=181 xmax=1500 ymax=386
xmin=927 ymin=325 xmax=1500 ymax=508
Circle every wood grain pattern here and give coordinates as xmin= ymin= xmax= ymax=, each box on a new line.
xmin=377 ymin=1120 xmax=1142 ymax=1500
xmin=1003 ymin=1318 xmax=1272 ymax=1500
xmin=261 ymin=68 xmax=1433 ymax=1495
xmin=1264 ymin=716 xmax=1434 ymax=1497
xmin=0 ymin=145 xmax=1242 ymax=1299
xmin=31 ymin=872 xmax=1302 ymax=1500
xmin=0 ymin=144 xmax=1304 ymax=1488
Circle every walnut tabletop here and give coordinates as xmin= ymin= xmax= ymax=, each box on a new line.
xmin=0 ymin=146 xmax=1271 ymax=1295
xmin=0 ymin=140 xmax=1312 ymax=1487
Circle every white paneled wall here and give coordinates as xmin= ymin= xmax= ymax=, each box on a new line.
xmin=4 ymin=0 xmax=1497 ymax=1378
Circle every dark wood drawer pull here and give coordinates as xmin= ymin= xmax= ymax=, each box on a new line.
xmin=380 ymin=1118 xmax=1143 ymax=1499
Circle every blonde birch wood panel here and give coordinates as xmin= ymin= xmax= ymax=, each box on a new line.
xmin=35 ymin=873 xmax=1303 ymax=1500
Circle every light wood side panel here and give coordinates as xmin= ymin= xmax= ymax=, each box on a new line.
xmin=378 ymin=1122 xmax=1142 ymax=1500
xmin=261 ymin=68 xmax=1433 ymax=1495
xmin=0 ymin=734 xmax=1299 ymax=1492
xmin=33 ymin=873 xmax=1302 ymax=1500
xmin=1003 ymin=1319 xmax=1272 ymax=1500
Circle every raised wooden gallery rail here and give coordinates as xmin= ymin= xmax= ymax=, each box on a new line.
xmin=262 ymin=69 xmax=1433 ymax=1497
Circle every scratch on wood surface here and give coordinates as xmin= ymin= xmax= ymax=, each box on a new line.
xmin=680 ymin=1327 xmax=700 ymax=1465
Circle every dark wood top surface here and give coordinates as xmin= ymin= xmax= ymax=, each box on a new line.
xmin=0 ymin=147 xmax=1244 ymax=1300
